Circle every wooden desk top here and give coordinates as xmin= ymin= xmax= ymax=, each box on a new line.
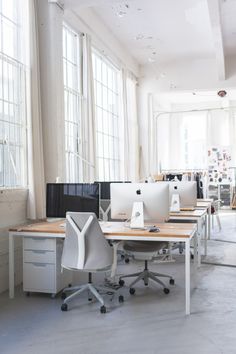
xmin=169 ymin=209 xmax=206 ymax=218
xmin=9 ymin=220 xmax=65 ymax=234
xmin=9 ymin=220 xmax=196 ymax=239
xmin=101 ymin=222 xmax=196 ymax=239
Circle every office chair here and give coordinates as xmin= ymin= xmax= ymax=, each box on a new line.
xmin=119 ymin=241 xmax=174 ymax=295
xmin=61 ymin=212 xmax=123 ymax=314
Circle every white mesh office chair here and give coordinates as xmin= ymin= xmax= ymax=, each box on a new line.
xmin=119 ymin=241 xmax=174 ymax=295
xmin=61 ymin=212 xmax=123 ymax=313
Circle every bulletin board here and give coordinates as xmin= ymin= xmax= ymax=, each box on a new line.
xmin=208 ymin=146 xmax=232 ymax=183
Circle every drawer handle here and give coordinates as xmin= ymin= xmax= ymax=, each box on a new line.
xmin=29 ymin=238 xmax=50 ymax=241
xmin=32 ymin=250 xmax=47 ymax=254
xmin=32 ymin=263 xmax=47 ymax=267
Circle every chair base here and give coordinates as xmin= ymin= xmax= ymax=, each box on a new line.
xmin=61 ymin=273 xmax=122 ymax=311
xmin=119 ymin=260 xmax=174 ymax=290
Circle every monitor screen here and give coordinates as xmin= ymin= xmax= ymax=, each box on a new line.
xmin=46 ymin=183 xmax=99 ymax=218
xmin=110 ymin=183 xmax=169 ymax=223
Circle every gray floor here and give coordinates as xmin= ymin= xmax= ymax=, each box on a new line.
xmin=1 ymin=212 xmax=236 ymax=354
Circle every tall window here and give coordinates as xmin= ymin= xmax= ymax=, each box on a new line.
xmin=63 ymin=24 xmax=83 ymax=182
xmin=0 ymin=0 xmax=28 ymax=187
xmin=92 ymin=49 xmax=122 ymax=181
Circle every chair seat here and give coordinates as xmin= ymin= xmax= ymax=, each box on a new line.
xmin=123 ymin=241 xmax=167 ymax=253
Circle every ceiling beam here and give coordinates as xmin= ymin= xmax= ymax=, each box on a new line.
xmin=207 ymin=0 xmax=225 ymax=81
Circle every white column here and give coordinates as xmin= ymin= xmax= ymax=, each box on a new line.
xmin=37 ymin=0 xmax=65 ymax=183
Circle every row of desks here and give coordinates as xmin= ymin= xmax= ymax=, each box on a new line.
xmin=8 ymin=199 xmax=212 ymax=316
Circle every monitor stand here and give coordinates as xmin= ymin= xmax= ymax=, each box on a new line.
xmin=130 ymin=202 xmax=144 ymax=229
xmin=170 ymin=194 xmax=180 ymax=212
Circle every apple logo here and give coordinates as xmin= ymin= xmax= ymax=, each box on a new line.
xmin=136 ymin=189 xmax=141 ymax=195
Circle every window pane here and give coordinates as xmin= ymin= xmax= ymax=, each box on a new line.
xmin=92 ymin=49 xmax=121 ymax=181
xmin=0 ymin=0 xmax=28 ymax=187
xmin=63 ymin=24 xmax=82 ymax=182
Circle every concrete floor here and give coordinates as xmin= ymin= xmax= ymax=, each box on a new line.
xmin=1 ymin=212 xmax=236 ymax=354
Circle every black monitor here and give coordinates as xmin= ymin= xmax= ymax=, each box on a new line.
xmin=46 ymin=183 xmax=99 ymax=218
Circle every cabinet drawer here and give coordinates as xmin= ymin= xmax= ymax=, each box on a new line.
xmin=24 ymin=249 xmax=55 ymax=263
xmin=24 ymin=237 xmax=55 ymax=251
xmin=23 ymin=263 xmax=55 ymax=292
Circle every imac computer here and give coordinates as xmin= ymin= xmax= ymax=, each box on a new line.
xmin=95 ymin=181 xmax=131 ymax=221
xmin=168 ymin=181 xmax=197 ymax=212
xmin=46 ymin=183 xmax=99 ymax=219
xmin=110 ymin=183 xmax=169 ymax=229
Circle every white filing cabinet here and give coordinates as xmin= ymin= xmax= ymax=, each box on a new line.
xmin=23 ymin=237 xmax=72 ymax=296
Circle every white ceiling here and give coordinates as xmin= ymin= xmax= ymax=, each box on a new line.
xmin=62 ymin=0 xmax=236 ymax=81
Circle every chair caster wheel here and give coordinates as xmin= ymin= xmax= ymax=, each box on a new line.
xmin=119 ymin=279 xmax=125 ymax=286
xmin=100 ymin=306 xmax=106 ymax=314
xmin=61 ymin=303 xmax=68 ymax=311
xmin=120 ymin=254 xmax=125 ymax=259
xmin=164 ymin=288 xmax=170 ymax=294
xmin=129 ymin=288 xmax=135 ymax=295
xmin=119 ymin=295 xmax=124 ymax=303
xmin=191 ymin=254 xmax=194 ymax=260
xmin=61 ymin=292 xmax=66 ymax=300
xmin=125 ymin=258 xmax=130 ymax=263
xmin=169 ymin=278 xmax=175 ymax=285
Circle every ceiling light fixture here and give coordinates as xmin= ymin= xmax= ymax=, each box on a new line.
xmin=117 ymin=10 xmax=126 ymax=17
xmin=217 ymin=90 xmax=227 ymax=97
xmin=148 ymin=57 xmax=156 ymax=63
xmin=135 ymin=34 xmax=144 ymax=40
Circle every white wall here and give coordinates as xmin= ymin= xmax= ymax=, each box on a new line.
xmin=137 ymin=55 xmax=236 ymax=177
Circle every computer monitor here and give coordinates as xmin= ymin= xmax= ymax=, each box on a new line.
xmin=95 ymin=181 xmax=131 ymax=200
xmin=168 ymin=181 xmax=197 ymax=210
xmin=46 ymin=183 xmax=99 ymax=218
xmin=110 ymin=183 xmax=169 ymax=228
xmin=95 ymin=181 xmax=131 ymax=221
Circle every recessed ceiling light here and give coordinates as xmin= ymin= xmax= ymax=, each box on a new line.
xmin=117 ymin=10 xmax=126 ymax=17
xmin=148 ymin=57 xmax=156 ymax=63
xmin=135 ymin=34 xmax=144 ymax=40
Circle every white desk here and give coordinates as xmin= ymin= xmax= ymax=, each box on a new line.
xmin=169 ymin=209 xmax=208 ymax=258
xmin=196 ymin=199 xmax=213 ymax=240
xmin=9 ymin=220 xmax=197 ymax=315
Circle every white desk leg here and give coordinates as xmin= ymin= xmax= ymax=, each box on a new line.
xmin=197 ymin=219 xmax=201 ymax=267
xmin=208 ymin=206 xmax=211 ymax=240
xmin=9 ymin=233 xmax=15 ymax=299
xmin=193 ymin=231 xmax=198 ymax=269
xmin=204 ymin=214 xmax=207 ymax=256
xmin=185 ymin=239 xmax=190 ymax=315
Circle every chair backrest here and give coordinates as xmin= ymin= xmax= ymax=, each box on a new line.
xmin=61 ymin=212 xmax=113 ymax=271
